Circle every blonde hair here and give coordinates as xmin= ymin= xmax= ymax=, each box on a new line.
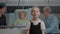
xmin=18 ymin=9 xmax=26 ymax=17
xmin=18 ymin=9 xmax=25 ymax=14
xmin=43 ymin=6 xmax=51 ymax=13
xmin=31 ymin=6 xmax=40 ymax=11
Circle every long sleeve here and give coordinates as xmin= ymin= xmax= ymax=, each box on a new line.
xmin=4 ymin=16 xmax=7 ymax=26
xmin=46 ymin=16 xmax=58 ymax=33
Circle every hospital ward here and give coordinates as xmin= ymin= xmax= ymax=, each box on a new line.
xmin=0 ymin=0 xmax=60 ymax=34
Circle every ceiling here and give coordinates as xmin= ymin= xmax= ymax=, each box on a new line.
xmin=0 ymin=0 xmax=60 ymax=6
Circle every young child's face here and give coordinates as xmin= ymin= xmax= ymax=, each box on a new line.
xmin=19 ymin=11 xmax=25 ymax=19
xmin=31 ymin=8 xmax=40 ymax=18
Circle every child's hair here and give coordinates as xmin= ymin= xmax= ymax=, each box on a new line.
xmin=31 ymin=6 xmax=40 ymax=11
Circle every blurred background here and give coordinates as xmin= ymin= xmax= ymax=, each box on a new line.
xmin=0 ymin=0 xmax=60 ymax=34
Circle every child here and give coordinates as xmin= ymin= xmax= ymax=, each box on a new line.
xmin=13 ymin=9 xmax=29 ymax=26
xmin=27 ymin=6 xmax=46 ymax=34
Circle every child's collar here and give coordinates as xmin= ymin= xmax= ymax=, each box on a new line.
xmin=31 ymin=19 xmax=42 ymax=23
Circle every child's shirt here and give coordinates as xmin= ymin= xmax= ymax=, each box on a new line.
xmin=27 ymin=19 xmax=46 ymax=30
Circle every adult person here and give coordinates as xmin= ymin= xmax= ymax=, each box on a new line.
xmin=0 ymin=3 xmax=7 ymax=29
xmin=13 ymin=10 xmax=29 ymax=26
xmin=43 ymin=6 xmax=59 ymax=34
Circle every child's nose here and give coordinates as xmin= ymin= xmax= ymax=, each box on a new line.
xmin=35 ymin=11 xmax=36 ymax=13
